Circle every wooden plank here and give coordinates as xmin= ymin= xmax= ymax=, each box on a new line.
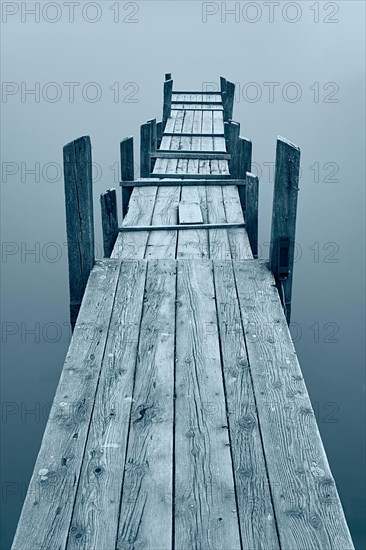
xmin=12 ymin=259 xmax=121 ymax=550
xmin=177 ymin=183 xmax=209 ymax=258
xmin=63 ymin=136 xmax=95 ymax=328
xmin=120 ymin=179 xmax=246 ymax=187
xmin=222 ymin=186 xmax=253 ymax=260
xmin=213 ymin=111 xmax=225 ymax=135
xmin=173 ymin=91 xmax=222 ymax=95
xmin=111 ymin=187 xmax=158 ymax=259
xmin=172 ymin=106 xmax=223 ymax=111
xmin=151 ymin=173 xmax=231 ymax=180
xmin=213 ymin=260 xmax=280 ymax=549
xmin=233 ymin=260 xmax=355 ymax=550
xmin=178 ymin=188 xmax=203 ymax=225
xmin=269 ymin=137 xmax=301 ymax=322
xmin=162 ymin=132 xmax=224 ymax=137
xmin=100 ymin=189 xmax=118 ymax=257
xmin=174 ymin=260 xmax=241 ymax=550
xmin=117 ymin=260 xmax=176 ymax=550
xmin=245 ymin=173 xmax=259 ymax=258
xmin=206 ymin=185 xmax=231 ymax=260
xmin=145 ymin=186 xmax=181 ymax=259
xmin=171 ymin=100 xmax=223 ymax=105
xmin=119 ymin=223 xmax=245 ymax=232
xmin=66 ymin=261 xmax=147 ymax=550
xmin=225 ymin=80 xmax=235 ymax=120
xmin=151 ymin=151 xmax=231 ymax=160
xmin=120 ymin=136 xmax=134 ymax=218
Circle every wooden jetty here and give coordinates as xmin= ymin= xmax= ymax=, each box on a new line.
xmin=12 ymin=75 xmax=354 ymax=550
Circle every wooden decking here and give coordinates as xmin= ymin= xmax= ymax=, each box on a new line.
xmin=12 ymin=79 xmax=354 ymax=550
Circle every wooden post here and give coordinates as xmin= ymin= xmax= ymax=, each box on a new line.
xmin=237 ymin=137 xmax=252 ymax=214
xmin=224 ymin=121 xmax=240 ymax=177
xmin=156 ymin=121 xmax=163 ymax=146
xmin=120 ymin=136 xmax=134 ymax=218
xmin=100 ymin=189 xmax=118 ymax=257
xmin=165 ymin=73 xmax=172 ymax=81
xmin=225 ymin=80 xmax=235 ymax=120
xmin=148 ymin=118 xmax=157 ymax=173
xmin=269 ymin=136 xmax=301 ymax=323
xmin=220 ymin=76 xmax=227 ymax=117
xmin=245 ymin=173 xmax=259 ymax=258
xmin=63 ymin=135 xmax=95 ymax=329
xmin=140 ymin=122 xmax=152 ymax=178
xmin=163 ymin=78 xmax=173 ymax=128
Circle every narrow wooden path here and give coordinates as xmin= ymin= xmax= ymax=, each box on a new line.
xmin=12 ymin=77 xmax=354 ymax=550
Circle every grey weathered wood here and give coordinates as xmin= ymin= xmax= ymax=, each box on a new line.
xmin=269 ymin=136 xmax=301 ymax=322
xmin=213 ymin=260 xmax=280 ymax=549
xmin=156 ymin=121 xmax=163 ymax=145
xmin=165 ymin=73 xmax=172 ymax=81
xmin=163 ymin=132 xmax=224 ymax=137
xmin=163 ymin=78 xmax=173 ymax=127
xmin=12 ymin=260 xmax=121 ymax=550
xmin=151 ymin=172 xmax=231 ymax=180
xmin=173 ymin=91 xmax=221 ymax=95
xmin=222 ymin=185 xmax=253 ymax=260
xmin=63 ymin=136 xmax=95 ymax=328
xmin=233 ymin=260 xmax=355 ymax=550
xmin=151 ymin=151 xmax=230 ymax=160
xmin=140 ymin=122 xmax=152 ymax=178
xmin=120 ymin=136 xmax=134 ymax=218
xmin=100 ymin=189 xmax=118 ymax=257
xmin=245 ymin=173 xmax=259 ymax=258
xmin=225 ymin=80 xmax=235 ymax=120
xmin=67 ymin=261 xmax=147 ymax=550
xmin=172 ymin=106 xmax=223 ymax=111
xmin=178 ymin=193 xmax=203 ymax=224
xmin=148 ymin=118 xmax=157 ymax=152
xmin=117 ymin=260 xmax=176 ymax=549
xmin=145 ymin=186 xmax=180 ymax=259
xmin=225 ymin=121 xmax=240 ymax=178
xmin=119 ymin=222 xmax=245 ymax=232
xmin=238 ymin=137 xmax=252 ymax=213
xmin=171 ymin=100 xmax=223 ymax=105
xmin=175 ymin=260 xmax=241 ymax=549
xmin=121 ymin=178 xmax=246 ymax=187
xmin=111 ymin=187 xmax=158 ymax=259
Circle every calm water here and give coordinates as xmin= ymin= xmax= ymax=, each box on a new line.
xmin=1 ymin=2 xmax=365 ymax=548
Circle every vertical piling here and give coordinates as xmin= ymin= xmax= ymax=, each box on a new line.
xmin=245 ymin=173 xmax=259 ymax=258
xmin=224 ymin=121 xmax=240 ymax=177
xmin=120 ymin=136 xmax=134 ymax=217
xmin=163 ymin=78 xmax=173 ymax=128
xmin=63 ymin=135 xmax=95 ymax=329
xmin=270 ymin=136 xmax=301 ymax=323
xmin=140 ymin=123 xmax=152 ymax=178
xmin=100 ymin=189 xmax=118 ymax=257
xmin=237 ymin=137 xmax=252 ymax=214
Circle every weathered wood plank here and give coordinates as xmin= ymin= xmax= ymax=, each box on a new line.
xmin=145 ymin=186 xmax=181 ymax=259
xmin=222 ymin=186 xmax=253 ymax=260
xmin=225 ymin=121 xmax=240 ymax=178
xmin=233 ymin=260 xmax=355 ymax=550
xmin=66 ymin=261 xmax=147 ymax=550
xmin=63 ymin=136 xmax=95 ymax=328
xmin=151 ymin=151 xmax=231 ymax=160
xmin=174 ymin=260 xmax=241 ymax=550
xmin=177 ymin=186 xmax=209 ymax=259
xmin=269 ymin=137 xmax=301 ymax=322
xmin=151 ymin=173 xmax=231 ymax=180
xmin=117 ymin=260 xmax=176 ymax=550
xmin=111 ymin=187 xmax=158 ymax=259
xmin=121 ymin=179 xmax=245 ymax=187
xmin=12 ymin=259 xmax=121 ymax=550
xmin=100 ymin=189 xmax=118 ymax=257
xmin=119 ymin=223 xmax=245 ymax=232
xmin=178 ymin=188 xmax=202 ymax=225
xmin=213 ymin=260 xmax=280 ymax=549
